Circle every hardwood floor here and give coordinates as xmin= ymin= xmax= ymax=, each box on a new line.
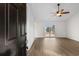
xmin=28 ymin=38 xmax=79 ymax=56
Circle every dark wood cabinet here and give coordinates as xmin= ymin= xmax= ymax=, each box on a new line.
xmin=0 ymin=3 xmax=26 ymax=56
xmin=8 ymin=4 xmax=17 ymax=40
xmin=0 ymin=4 xmax=5 ymax=49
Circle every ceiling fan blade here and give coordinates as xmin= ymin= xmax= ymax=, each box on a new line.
xmin=61 ymin=9 xmax=64 ymax=12
xmin=63 ymin=12 xmax=70 ymax=14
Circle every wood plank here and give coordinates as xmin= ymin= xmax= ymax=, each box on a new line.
xmin=28 ymin=38 xmax=79 ymax=56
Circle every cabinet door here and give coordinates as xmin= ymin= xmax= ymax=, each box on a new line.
xmin=0 ymin=4 xmax=5 ymax=47
xmin=8 ymin=4 xmax=17 ymax=40
xmin=5 ymin=4 xmax=18 ymax=56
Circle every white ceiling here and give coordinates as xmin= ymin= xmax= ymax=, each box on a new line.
xmin=28 ymin=3 xmax=79 ymax=21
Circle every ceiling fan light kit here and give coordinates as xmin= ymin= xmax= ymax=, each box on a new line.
xmin=56 ymin=13 xmax=63 ymax=17
xmin=54 ymin=3 xmax=70 ymax=17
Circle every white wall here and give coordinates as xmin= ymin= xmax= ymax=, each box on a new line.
xmin=27 ymin=4 xmax=35 ymax=49
xmin=34 ymin=20 xmax=67 ymax=38
xmin=55 ymin=21 xmax=67 ymax=37
xmin=27 ymin=4 xmax=46 ymax=49
xmin=34 ymin=21 xmax=44 ymax=37
xmin=43 ymin=21 xmax=67 ymax=37
xmin=66 ymin=12 xmax=79 ymax=41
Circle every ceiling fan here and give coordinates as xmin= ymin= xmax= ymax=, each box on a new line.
xmin=52 ymin=3 xmax=70 ymax=17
